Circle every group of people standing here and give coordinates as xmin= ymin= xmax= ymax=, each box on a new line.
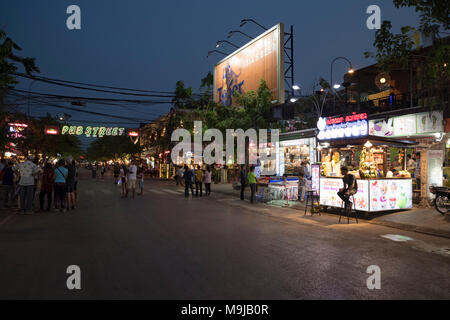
xmin=0 ymin=156 xmax=78 ymax=214
xmin=113 ymin=161 xmax=144 ymax=199
xmin=178 ymin=165 xmax=212 ymax=197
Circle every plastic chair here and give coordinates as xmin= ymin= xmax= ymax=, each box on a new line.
xmin=255 ymin=187 xmax=265 ymax=203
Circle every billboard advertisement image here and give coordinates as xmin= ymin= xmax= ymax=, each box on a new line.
xmin=214 ymin=24 xmax=284 ymax=106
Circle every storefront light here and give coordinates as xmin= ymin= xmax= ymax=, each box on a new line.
xmin=364 ymin=140 xmax=373 ymax=148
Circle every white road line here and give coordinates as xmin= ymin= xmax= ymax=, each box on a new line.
xmin=163 ymin=189 xmax=181 ymax=195
xmin=0 ymin=214 xmax=14 ymax=227
xmin=147 ymin=189 xmax=165 ymax=195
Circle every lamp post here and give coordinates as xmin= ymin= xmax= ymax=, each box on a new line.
xmin=207 ymin=50 xmax=229 ymax=58
xmin=240 ymin=19 xmax=268 ymax=31
xmin=227 ymin=30 xmax=254 ymax=40
xmin=216 ymin=40 xmax=239 ymax=49
xmin=330 ymin=57 xmax=354 ymax=108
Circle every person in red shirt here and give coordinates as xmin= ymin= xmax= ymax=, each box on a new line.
xmin=39 ymin=162 xmax=55 ymax=212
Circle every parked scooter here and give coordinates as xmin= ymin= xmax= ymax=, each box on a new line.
xmin=429 ymin=186 xmax=450 ymax=214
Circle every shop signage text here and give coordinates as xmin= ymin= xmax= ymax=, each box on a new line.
xmin=317 ymin=113 xmax=368 ymax=140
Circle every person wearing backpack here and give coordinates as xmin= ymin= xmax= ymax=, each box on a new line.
xmin=54 ymin=159 xmax=68 ymax=213
xmin=337 ymin=166 xmax=358 ymax=211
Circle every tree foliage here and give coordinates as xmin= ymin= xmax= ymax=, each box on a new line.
xmin=364 ymin=0 xmax=449 ymax=111
xmin=86 ymin=135 xmax=142 ymax=161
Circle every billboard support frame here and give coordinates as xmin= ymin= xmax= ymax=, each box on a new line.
xmin=284 ymin=25 xmax=294 ymax=100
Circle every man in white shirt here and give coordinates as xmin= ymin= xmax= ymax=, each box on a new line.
xmin=13 ymin=155 xmax=40 ymax=214
xmin=126 ymin=161 xmax=137 ymax=199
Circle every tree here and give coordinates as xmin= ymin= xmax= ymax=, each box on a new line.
xmin=364 ymin=1 xmax=449 ymax=112
xmin=86 ymin=135 xmax=142 ymax=162
xmin=1 ymin=29 xmax=40 ymax=152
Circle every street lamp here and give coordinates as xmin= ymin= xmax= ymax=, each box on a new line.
xmin=330 ymin=56 xmax=354 ymax=107
xmin=240 ymin=19 xmax=268 ymax=31
xmin=292 ymin=84 xmax=301 ymax=91
xmin=207 ymin=50 xmax=229 ymax=58
xmin=216 ymin=40 xmax=239 ymax=49
xmin=227 ymin=30 xmax=253 ymax=40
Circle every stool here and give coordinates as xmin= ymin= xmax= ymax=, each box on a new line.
xmin=304 ymin=190 xmax=320 ymax=216
xmin=339 ymin=194 xmax=358 ymax=224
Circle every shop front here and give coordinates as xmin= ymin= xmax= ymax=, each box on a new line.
xmin=277 ymin=129 xmax=317 ymax=177
xmin=317 ymin=112 xmax=416 ymax=213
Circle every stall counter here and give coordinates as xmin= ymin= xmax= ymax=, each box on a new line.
xmin=319 ymin=176 xmax=413 ymax=212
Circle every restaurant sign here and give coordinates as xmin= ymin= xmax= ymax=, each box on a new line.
xmin=317 ymin=113 xmax=368 ymax=140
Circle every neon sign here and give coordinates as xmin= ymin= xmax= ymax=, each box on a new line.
xmin=127 ymin=129 xmax=140 ymax=137
xmin=317 ymin=113 xmax=368 ymax=140
xmin=60 ymin=125 xmax=126 ymax=138
xmin=45 ymin=126 xmax=59 ymax=135
xmin=8 ymin=123 xmax=28 ymax=139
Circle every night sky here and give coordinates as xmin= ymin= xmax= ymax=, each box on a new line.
xmin=0 ymin=0 xmax=420 ymax=148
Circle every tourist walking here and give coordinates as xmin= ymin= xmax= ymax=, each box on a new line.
xmin=66 ymin=158 xmax=77 ymax=210
xmin=137 ymin=164 xmax=144 ymax=195
xmin=54 ymin=159 xmax=68 ymax=213
xmin=248 ymin=166 xmax=257 ymax=204
xmin=39 ymin=162 xmax=55 ymax=212
xmin=113 ymin=164 xmax=120 ymax=184
xmin=126 ymin=161 xmax=137 ymax=199
xmin=204 ymin=165 xmax=212 ymax=196
xmin=184 ymin=165 xmax=194 ymax=197
xmin=195 ymin=165 xmax=203 ymax=197
xmin=13 ymin=156 xmax=40 ymax=214
xmin=1 ymin=161 xmax=15 ymax=208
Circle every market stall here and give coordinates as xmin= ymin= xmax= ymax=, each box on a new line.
xmin=317 ymin=112 xmax=416 ymax=213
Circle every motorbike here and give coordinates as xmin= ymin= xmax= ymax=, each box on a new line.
xmin=429 ymin=185 xmax=450 ymax=214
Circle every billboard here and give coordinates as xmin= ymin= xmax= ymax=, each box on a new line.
xmin=214 ymin=24 xmax=284 ymax=106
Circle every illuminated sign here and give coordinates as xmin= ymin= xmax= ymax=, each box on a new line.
xmin=214 ymin=24 xmax=284 ymax=106
xmin=127 ymin=129 xmax=140 ymax=137
xmin=60 ymin=125 xmax=126 ymax=138
xmin=369 ymin=111 xmax=444 ymax=137
xmin=8 ymin=123 xmax=28 ymax=139
xmin=45 ymin=126 xmax=59 ymax=135
xmin=317 ymin=113 xmax=368 ymax=140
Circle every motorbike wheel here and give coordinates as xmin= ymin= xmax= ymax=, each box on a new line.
xmin=434 ymin=195 xmax=449 ymax=215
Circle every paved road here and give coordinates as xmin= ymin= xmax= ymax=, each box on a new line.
xmin=0 ymin=174 xmax=449 ymax=299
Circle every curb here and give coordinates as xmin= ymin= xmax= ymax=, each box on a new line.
xmin=211 ymin=187 xmax=450 ymax=240
xmin=367 ymin=219 xmax=450 ymax=240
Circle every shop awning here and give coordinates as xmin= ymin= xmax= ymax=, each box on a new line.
xmin=320 ymin=135 xmax=418 ymax=148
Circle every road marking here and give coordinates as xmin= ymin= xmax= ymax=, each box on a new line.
xmin=381 ymin=234 xmax=413 ymax=242
xmin=163 ymin=189 xmax=182 ymax=195
xmin=0 ymin=214 xmax=14 ymax=227
xmin=147 ymin=189 xmax=165 ymax=195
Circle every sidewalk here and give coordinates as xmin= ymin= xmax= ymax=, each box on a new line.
xmin=210 ymin=182 xmax=450 ymax=239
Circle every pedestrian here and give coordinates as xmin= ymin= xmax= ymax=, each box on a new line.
xmin=101 ymin=164 xmax=106 ymax=179
xmin=54 ymin=159 xmax=68 ymax=213
xmin=184 ymin=165 xmax=194 ymax=197
xmin=120 ymin=165 xmax=128 ymax=197
xmin=204 ymin=165 xmax=212 ymax=196
xmin=13 ymin=155 xmax=40 ymax=214
xmin=137 ymin=164 xmax=144 ymax=195
xmin=39 ymin=162 xmax=55 ymax=212
xmin=195 ymin=165 xmax=203 ymax=197
xmin=1 ymin=161 xmax=15 ymax=208
xmin=113 ymin=164 xmax=120 ymax=184
xmin=177 ymin=166 xmax=185 ymax=186
xmin=239 ymin=164 xmax=246 ymax=200
xmin=126 ymin=161 xmax=137 ymax=199
xmin=248 ymin=166 xmax=257 ymax=204
xmin=66 ymin=157 xmax=77 ymax=210
xmin=73 ymin=160 xmax=78 ymax=202
xmin=297 ymin=173 xmax=306 ymax=202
